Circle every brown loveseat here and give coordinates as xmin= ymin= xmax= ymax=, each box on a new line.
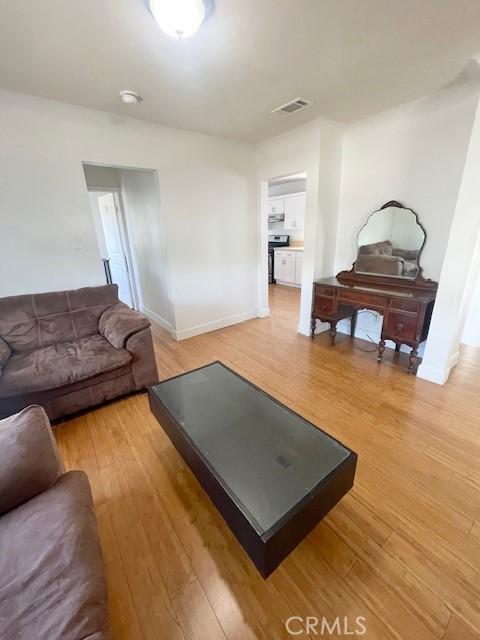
xmin=0 ymin=284 xmax=158 ymax=420
xmin=0 ymin=405 xmax=108 ymax=639
xmin=356 ymin=240 xmax=419 ymax=277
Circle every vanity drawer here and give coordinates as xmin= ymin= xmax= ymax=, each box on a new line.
xmin=315 ymin=285 xmax=335 ymax=297
xmin=389 ymin=299 xmax=420 ymax=313
xmin=337 ymin=290 xmax=386 ymax=311
xmin=314 ymin=296 xmax=334 ymax=316
xmin=386 ymin=311 xmax=418 ymax=341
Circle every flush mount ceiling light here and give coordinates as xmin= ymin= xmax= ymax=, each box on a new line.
xmin=148 ymin=0 xmax=212 ymax=39
xmin=119 ymin=90 xmax=142 ymax=104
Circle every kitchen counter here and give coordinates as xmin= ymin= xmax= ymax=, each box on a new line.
xmin=273 ymin=246 xmax=304 ymax=251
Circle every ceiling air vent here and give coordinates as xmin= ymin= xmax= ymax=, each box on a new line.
xmin=271 ymin=97 xmax=313 ymax=115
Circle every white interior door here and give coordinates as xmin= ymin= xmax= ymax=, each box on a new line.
xmin=98 ymin=193 xmax=133 ymax=307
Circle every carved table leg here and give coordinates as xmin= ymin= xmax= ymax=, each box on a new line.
xmin=395 ymin=344 xmax=400 ymax=352
xmin=350 ymin=309 xmax=358 ymax=338
xmin=310 ymin=317 xmax=316 ymax=339
xmin=330 ymin=322 xmax=337 ymax=346
xmin=378 ymin=339 xmax=386 ymax=364
xmin=408 ymin=348 xmax=418 ymax=375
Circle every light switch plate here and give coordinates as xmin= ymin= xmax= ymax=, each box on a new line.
xmin=73 ymin=236 xmax=83 ymax=250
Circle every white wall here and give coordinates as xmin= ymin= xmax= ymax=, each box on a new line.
xmin=268 ymin=179 xmax=306 ymax=197
xmin=462 ymin=267 xmax=480 ymax=347
xmin=334 ymin=83 xmax=480 ymax=349
xmin=0 ymin=89 xmax=257 ymax=339
xmin=257 ymin=118 xmax=344 ymax=334
xmin=83 ymin=165 xmax=121 ymax=190
xmin=119 ymin=169 xmax=174 ymax=332
xmin=88 ymin=191 xmax=108 ymax=259
xmin=418 ymin=93 xmax=480 ymax=383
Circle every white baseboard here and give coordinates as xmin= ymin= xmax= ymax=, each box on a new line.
xmin=417 ymin=351 xmax=460 ymax=385
xmin=142 ymin=307 xmax=175 ymax=338
xmin=257 ymin=307 xmax=270 ymax=318
xmin=174 ymin=309 xmax=258 ymax=341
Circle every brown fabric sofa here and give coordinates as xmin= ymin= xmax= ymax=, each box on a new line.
xmin=0 ymin=405 xmax=108 ymax=640
xmin=356 ymin=240 xmax=418 ymax=277
xmin=0 ymin=284 xmax=158 ymax=420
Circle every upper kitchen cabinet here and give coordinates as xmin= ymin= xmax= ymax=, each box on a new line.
xmin=284 ymin=193 xmax=305 ymax=230
xmin=267 ymin=197 xmax=285 ymax=215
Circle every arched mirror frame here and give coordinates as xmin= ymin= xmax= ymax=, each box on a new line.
xmin=337 ymin=201 xmax=437 ymax=292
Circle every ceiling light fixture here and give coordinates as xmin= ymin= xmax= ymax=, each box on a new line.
xmin=148 ymin=0 xmax=212 ymax=39
xmin=119 ymin=90 xmax=142 ymax=104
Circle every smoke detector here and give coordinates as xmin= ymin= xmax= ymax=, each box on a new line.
xmin=271 ymin=97 xmax=313 ymax=115
xmin=119 ymin=90 xmax=142 ymax=104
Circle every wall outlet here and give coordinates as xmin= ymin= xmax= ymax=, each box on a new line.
xmin=73 ymin=236 xmax=83 ymax=250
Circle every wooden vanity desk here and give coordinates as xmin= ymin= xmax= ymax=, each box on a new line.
xmin=310 ymin=201 xmax=438 ymax=374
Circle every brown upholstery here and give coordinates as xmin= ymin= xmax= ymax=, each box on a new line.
xmin=356 ymin=240 xmax=419 ymax=277
xmin=0 ymin=335 xmax=132 ymax=397
xmin=0 ymin=405 xmax=63 ymax=514
xmin=0 ymin=285 xmax=118 ymax=353
xmin=0 ymin=284 xmax=158 ymax=420
xmin=0 ymin=406 xmax=108 ymax=640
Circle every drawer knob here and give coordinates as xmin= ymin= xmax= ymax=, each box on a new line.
xmin=396 ymin=322 xmax=404 ymax=332
xmin=321 ymin=304 xmax=326 ymax=311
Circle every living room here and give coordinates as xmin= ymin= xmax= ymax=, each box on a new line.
xmin=1 ymin=2 xmax=480 ymax=640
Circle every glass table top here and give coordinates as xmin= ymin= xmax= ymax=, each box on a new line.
xmin=150 ymin=362 xmax=351 ymax=536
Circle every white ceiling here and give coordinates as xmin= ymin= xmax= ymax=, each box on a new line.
xmin=1 ymin=0 xmax=480 ymax=142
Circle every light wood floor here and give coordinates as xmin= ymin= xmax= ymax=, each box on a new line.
xmin=55 ymin=284 xmax=480 ymax=639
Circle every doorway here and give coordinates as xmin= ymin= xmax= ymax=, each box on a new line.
xmin=266 ymin=173 xmax=307 ymax=328
xmin=89 ymin=189 xmax=137 ymax=308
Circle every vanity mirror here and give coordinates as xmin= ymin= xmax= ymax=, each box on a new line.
xmin=355 ymin=201 xmax=425 ymax=279
xmin=310 ymin=200 xmax=438 ymax=374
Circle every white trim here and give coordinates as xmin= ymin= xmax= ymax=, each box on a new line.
xmin=417 ymin=350 xmax=459 ymax=385
xmin=257 ymin=307 xmax=270 ymax=318
xmin=142 ymin=306 xmax=175 ymax=337
xmin=174 ymin=310 xmax=258 ymax=341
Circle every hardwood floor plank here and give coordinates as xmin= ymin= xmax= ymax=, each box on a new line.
xmin=54 ymin=285 xmax=480 ymax=640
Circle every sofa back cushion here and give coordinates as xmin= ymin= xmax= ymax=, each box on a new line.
xmin=0 ymin=405 xmax=63 ymax=514
xmin=0 ymin=285 xmax=118 ymax=352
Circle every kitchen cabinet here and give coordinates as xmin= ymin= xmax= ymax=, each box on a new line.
xmin=284 ymin=194 xmax=305 ymax=230
xmin=267 ymin=197 xmax=284 ymax=215
xmin=274 ymin=249 xmax=303 ymax=286
xmin=274 ymin=250 xmax=296 ymax=283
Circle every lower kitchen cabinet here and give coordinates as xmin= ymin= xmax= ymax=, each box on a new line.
xmin=274 ymin=250 xmax=303 ymax=286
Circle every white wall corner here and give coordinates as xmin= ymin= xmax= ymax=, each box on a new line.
xmin=417 ymin=363 xmax=450 ymax=385
xmin=417 ymin=351 xmax=459 ymax=384
xmin=142 ymin=306 xmax=175 ymax=338
xmin=257 ymin=307 xmax=270 ymax=318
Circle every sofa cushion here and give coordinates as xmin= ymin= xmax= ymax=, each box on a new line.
xmin=0 ymin=335 xmax=132 ymax=397
xmin=0 ymin=405 xmax=63 ymax=514
xmin=0 ymin=284 xmax=119 ymax=353
xmin=0 ymin=471 xmax=108 ymax=640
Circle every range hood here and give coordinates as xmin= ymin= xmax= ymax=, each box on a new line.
xmin=268 ymin=213 xmax=285 ymax=223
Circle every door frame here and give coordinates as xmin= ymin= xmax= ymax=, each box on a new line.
xmin=259 ymin=172 xmax=309 ymax=333
xmin=89 ymin=188 xmax=141 ymax=310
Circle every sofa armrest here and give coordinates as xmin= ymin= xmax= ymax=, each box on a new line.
xmin=0 ymin=337 xmax=11 ymax=377
xmin=0 ymin=405 xmax=64 ymax=515
xmin=99 ymin=302 xmax=150 ymax=349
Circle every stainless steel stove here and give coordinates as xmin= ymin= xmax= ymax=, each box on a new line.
xmin=268 ymin=234 xmax=289 ymax=284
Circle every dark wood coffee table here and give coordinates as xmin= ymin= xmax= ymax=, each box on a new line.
xmin=148 ymin=362 xmax=357 ymax=578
